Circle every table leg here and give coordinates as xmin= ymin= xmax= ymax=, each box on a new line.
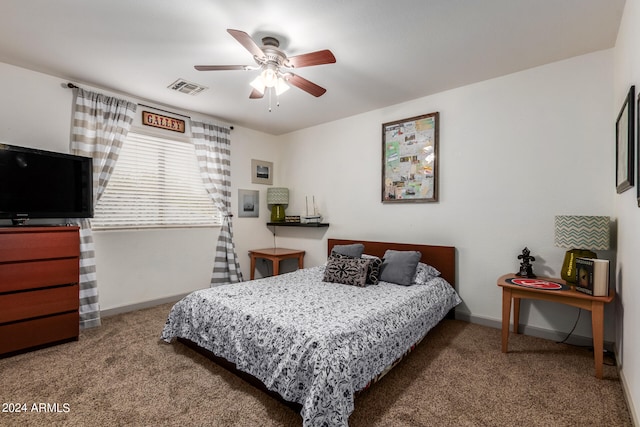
xmin=513 ymin=297 xmax=521 ymax=334
xmin=273 ymin=258 xmax=280 ymax=276
xmin=501 ymin=288 xmax=512 ymax=353
xmin=250 ymin=255 xmax=256 ymax=280
xmin=591 ymin=301 xmax=605 ymax=379
xmin=297 ymin=254 xmax=304 ymax=270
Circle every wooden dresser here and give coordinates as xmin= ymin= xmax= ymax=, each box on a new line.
xmin=0 ymin=226 xmax=80 ymax=356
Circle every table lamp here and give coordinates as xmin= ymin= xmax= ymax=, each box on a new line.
xmin=267 ymin=187 xmax=289 ymax=222
xmin=554 ymin=215 xmax=610 ymax=284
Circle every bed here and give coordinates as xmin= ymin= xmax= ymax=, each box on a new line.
xmin=161 ymin=238 xmax=461 ymax=426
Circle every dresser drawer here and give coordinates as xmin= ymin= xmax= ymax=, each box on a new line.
xmin=0 ymin=284 xmax=78 ymax=323
xmin=0 ymin=258 xmax=79 ymax=293
xmin=0 ymin=229 xmax=79 ymax=262
xmin=0 ymin=312 xmax=79 ymax=355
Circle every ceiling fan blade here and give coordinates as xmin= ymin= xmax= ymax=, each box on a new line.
xmin=249 ymin=89 xmax=264 ymax=99
xmin=286 ymin=74 xmax=327 ymax=97
xmin=194 ymin=65 xmax=249 ymax=71
xmin=227 ymin=29 xmax=265 ymax=59
xmin=286 ymin=50 xmax=336 ymax=68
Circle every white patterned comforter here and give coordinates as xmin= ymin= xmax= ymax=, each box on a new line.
xmin=161 ymin=265 xmax=461 ymax=427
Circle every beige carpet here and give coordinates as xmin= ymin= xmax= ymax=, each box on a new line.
xmin=0 ymin=303 xmax=632 ymax=426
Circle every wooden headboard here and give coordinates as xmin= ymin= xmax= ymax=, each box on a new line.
xmin=327 ymin=238 xmax=456 ymax=288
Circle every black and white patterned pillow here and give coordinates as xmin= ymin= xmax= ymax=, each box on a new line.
xmin=413 ymin=262 xmax=441 ymax=285
xmin=331 ymin=253 xmax=381 ymax=285
xmin=323 ymin=256 xmax=370 ymax=287
xmin=362 ymin=254 xmax=383 ymax=285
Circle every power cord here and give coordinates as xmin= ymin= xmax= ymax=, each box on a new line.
xmin=556 ymin=308 xmax=581 ymax=344
xmin=556 ymin=308 xmax=616 ymax=366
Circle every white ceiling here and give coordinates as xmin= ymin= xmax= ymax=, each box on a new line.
xmin=0 ymin=0 xmax=625 ymax=135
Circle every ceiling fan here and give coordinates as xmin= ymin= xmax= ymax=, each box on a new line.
xmin=195 ymin=29 xmax=336 ymax=100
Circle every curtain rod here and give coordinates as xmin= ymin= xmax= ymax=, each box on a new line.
xmin=66 ymin=82 xmax=233 ymax=129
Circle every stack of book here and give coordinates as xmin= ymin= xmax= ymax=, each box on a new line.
xmin=575 ymin=257 xmax=610 ymax=296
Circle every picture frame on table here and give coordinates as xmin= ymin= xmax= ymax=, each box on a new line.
xmin=251 ymin=159 xmax=273 ymax=185
xmin=616 ymin=85 xmax=634 ymax=194
xmin=382 ymin=112 xmax=439 ymax=203
xmin=238 ymin=189 xmax=259 ymax=218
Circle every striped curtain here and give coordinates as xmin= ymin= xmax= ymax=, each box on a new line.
xmin=70 ymin=88 xmax=137 ymax=329
xmin=191 ymin=120 xmax=243 ymax=286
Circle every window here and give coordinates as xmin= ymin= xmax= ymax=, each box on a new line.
xmin=92 ymin=131 xmax=221 ymax=229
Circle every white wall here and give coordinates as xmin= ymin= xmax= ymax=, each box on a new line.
xmin=277 ymin=50 xmax=616 ymax=342
xmin=0 ymin=62 xmax=278 ymax=311
xmin=613 ymin=0 xmax=640 ymax=422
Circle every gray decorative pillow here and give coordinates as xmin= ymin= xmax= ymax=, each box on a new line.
xmin=380 ymin=250 xmax=421 ymax=286
xmin=413 ymin=262 xmax=441 ymax=285
xmin=330 ymin=243 xmax=365 ymax=258
xmin=323 ymin=256 xmax=370 ymax=287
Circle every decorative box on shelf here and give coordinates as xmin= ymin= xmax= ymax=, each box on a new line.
xmin=301 ymin=215 xmax=322 ymax=224
xmin=285 ymin=216 xmax=301 ymax=223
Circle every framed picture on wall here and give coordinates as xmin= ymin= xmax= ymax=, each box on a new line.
xmin=382 ymin=112 xmax=439 ymax=203
xmin=238 ymin=189 xmax=259 ymax=217
xmin=637 ymin=92 xmax=640 ymax=207
xmin=251 ymin=159 xmax=273 ymax=185
xmin=616 ymin=85 xmax=634 ymax=194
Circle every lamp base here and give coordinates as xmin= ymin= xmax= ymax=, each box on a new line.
xmin=270 ymin=205 xmax=286 ymax=222
xmin=561 ymin=249 xmax=597 ymax=284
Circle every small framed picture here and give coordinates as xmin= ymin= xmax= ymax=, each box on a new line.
xmin=251 ymin=159 xmax=273 ymax=185
xmin=238 ymin=189 xmax=259 ymax=217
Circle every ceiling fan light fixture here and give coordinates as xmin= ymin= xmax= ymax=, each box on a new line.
xmin=275 ymin=78 xmax=290 ymax=96
xmin=261 ymin=67 xmax=278 ymax=88
xmin=249 ymin=75 xmax=266 ymax=94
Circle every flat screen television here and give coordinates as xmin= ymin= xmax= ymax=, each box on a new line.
xmin=0 ymin=143 xmax=93 ymax=224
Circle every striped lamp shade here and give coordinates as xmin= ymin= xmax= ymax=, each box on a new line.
xmin=554 ymin=215 xmax=610 ymax=250
xmin=266 ymin=187 xmax=289 ymax=205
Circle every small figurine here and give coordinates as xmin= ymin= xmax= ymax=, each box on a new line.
xmin=516 ymin=247 xmax=536 ymax=278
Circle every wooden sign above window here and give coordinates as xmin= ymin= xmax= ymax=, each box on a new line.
xmin=142 ymin=111 xmax=185 ymax=133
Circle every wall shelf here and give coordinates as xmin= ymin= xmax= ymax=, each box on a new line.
xmin=267 ymin=222 xmax=330 ymax=228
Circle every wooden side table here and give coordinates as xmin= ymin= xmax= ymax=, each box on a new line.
xmin=498 ymin=274 xmax=615 ymax=379
xmin=248 ymin=248 xmax=305 ymax=280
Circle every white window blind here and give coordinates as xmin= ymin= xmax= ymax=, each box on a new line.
xmin=92 ymin=131 xmax=221 ymax=230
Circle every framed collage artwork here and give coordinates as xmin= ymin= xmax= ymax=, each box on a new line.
xmin=382 ymin=112 xmax=439 ymax=203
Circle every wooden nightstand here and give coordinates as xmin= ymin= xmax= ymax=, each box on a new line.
xmin=248 ymin=248 xmax=305 ymax=280
xmin=498 ymin=274 xmax=614 ymax=379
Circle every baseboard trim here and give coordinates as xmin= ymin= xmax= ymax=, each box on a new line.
xmin=100 ymin=293 xmax=189 ymax=318
xmin=617 ymin=358 xmax=639 ymax=427
xmin=454 ymin=311 xmax=614 ymax=350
